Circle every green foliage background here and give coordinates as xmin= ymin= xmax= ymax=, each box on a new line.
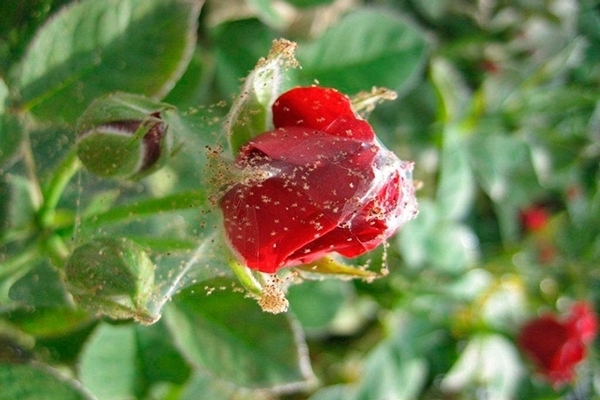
xmin=1 ymin=0 xmax=600 ymax=399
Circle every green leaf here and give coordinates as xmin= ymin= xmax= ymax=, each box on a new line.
xmin=0 ymin=247 xmax=40 ymax=309
xmin=350 ymin=313 xmax=443 ymax=400
xmin=410 ymin=0 xmax=450 ymax=20
xmin=0 ymin=170 xmax=33 ymax=240
xmin=284 ymin=0 xmax=335 ymax=8
xmin=288 ymin=279 xmax=350 ymax=331
xmin=0 ymin=0 xmax=73 ymax=74
xmin=211 ymin=18 xmax=277 ymax=99
xmin=429 ymin=58 xmax=477 ymax=221
xmin=7 ymin=307 xmax=91 ymax=337
xmin=309 ymin=385 xmax=354 ymax=400
xmin=435 ymin=124 xmax=476 ymax=220
xmin=164 ymin=278 xmax=314 ymax=388
xmin=441 ymin=334 xmax=523 ymax=398
xmin=15 ymin=0 xmax=202 ymax=123
xmin=247 ymin=0 xmax=285 ymax=29
xmin=0 ymin=79 xmax=6 ymax=113
xmin=9 ymin=261 xmax=70 ymax=307
xmin=135 ymin=320 xmax=191 ymax=387
xmin=78 ymin=323 xmax=137 ymax=400
xmin=467 ymin=133 xmax=540 ymax=242
xmin=296 ymin=9 xmax=428 ymax=94
xmin=0 ymin=79 xmax=24 ymax=166
xmin=179 ymin=371 xmax=238 ymax=400
xmin=397 ymin=200 xmax=479 ymax=274
xmin=0 ymin=362 xmax=93 ymax=400
xmin=162 ymin=48 xmax=212 ymax=110
xmin=430 ymin=57 xmax=471 ymax=123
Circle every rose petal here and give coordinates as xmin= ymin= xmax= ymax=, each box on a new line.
xmin=289 ymin=156 xmax=415 ymax=261
xmin=239 ymin=126 xmax=375 ymax=168
xmin=220 ymin=86 xmax=418 ymax=273
xmin=519 ymin=316 xmax=571 ymax=375
xmin=566 ymin=302 xmax=598 ymax=344
xmin=221 ymin=128 xmax=378 ymax=272
xmin=272 ymin=87 xmax=374 ymax=141
xmin=518 ymin=306 xmax=596 ymax=388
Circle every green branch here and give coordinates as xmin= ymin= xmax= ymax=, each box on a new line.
xmin=38 ymin=150 xmax=82 ymax=228
xmin=79 ymin=189 xmax=208 ymax=229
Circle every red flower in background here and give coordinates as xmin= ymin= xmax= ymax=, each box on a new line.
xmin=518 ymin=302 xmax=597 ymax=387
xmin=519 ymin=205 xmax=550 ymax=233
xmin=519 ymin=204 xmax=557 ymax=264
xmin=220 ymin=87 xmax=418 ymax=273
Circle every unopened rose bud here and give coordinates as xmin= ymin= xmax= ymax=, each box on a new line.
xmin=65 ymin=237 xmax=157 ymax=323
xmin=76 ymin=92 xmax=173 ymax=179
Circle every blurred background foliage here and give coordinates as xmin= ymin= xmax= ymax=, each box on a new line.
xmin=1 ymin=0 xmax=600 ymax=399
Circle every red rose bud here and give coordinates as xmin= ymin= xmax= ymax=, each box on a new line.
xmin=220 ymin=86 xmax=418 ymax=273
xmin=519 ymin=205 xmax=549 ymax=233
xmin=76 ymin=93 xmax=173 ymax=179
xmin=518 ymin=302 xmax=598 ymax=387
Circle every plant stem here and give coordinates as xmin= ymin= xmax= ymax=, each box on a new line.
xmin=78 ymin=189 xmax=207 ymax=229
xmin=41 ymin=233 xmax=70 ymax=268
xmin=0 ymin=245 xmax=41 ymax=302
xmin=229 ymin=260 xmax=263 ymax=297
xmin=0 ymin=245 xmax=40 ymax=279
xmin=20 ymin=140 xmax=44 ymax=210
xmin=38 ymin=150 xmax=82 ymax=228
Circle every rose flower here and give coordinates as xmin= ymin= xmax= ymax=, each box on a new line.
xmin=220 ymin=86 xmax=418 ymax=273
xmin=518 ymin=302 xmax=598 ymax=387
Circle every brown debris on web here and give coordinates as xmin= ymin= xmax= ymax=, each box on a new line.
xmin=351 ymin=87 xmax=398 ymax=119
xmin=256 ymin=38 xmax=299 ymax=70
xmin=258 ymin=281 xmax=290 ymax=314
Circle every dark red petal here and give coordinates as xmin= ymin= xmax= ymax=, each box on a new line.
xmin=272 ymin=87 xmax=374 ymax=141
xmin=239 ymin=125 xmax=375 ymax=168
xmin=220 ymin=128 xmax=377 ymax=273
xmin=518 ymin=315 xmax=569 ymax=374
xmin=221 ymin=177 xmax=339 ymax=273
xmin=289 ymin=169 xmax=404 ymax=261
xmin=322 ymin=116 xmax=375 ymax=141
xmin=273 ymin=87 xmax=354 ymax=130
xmin=519 ymin=206 xmax=549 ymax=233
xmin=548 ymin=340 xmax=585 ymax=386
xmin=566 ymin=302 xmax=598 ymax=344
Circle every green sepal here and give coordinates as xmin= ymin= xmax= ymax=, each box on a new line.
xmin=224 ymin=39 xmax=299 ymax=156
xmin=65 ymin=237 xmax=158 ymax=324
xmin=295 ymin=256 xmax=381 ymax=280
xmin=76 ymin=92 xmax=173 ymax=132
